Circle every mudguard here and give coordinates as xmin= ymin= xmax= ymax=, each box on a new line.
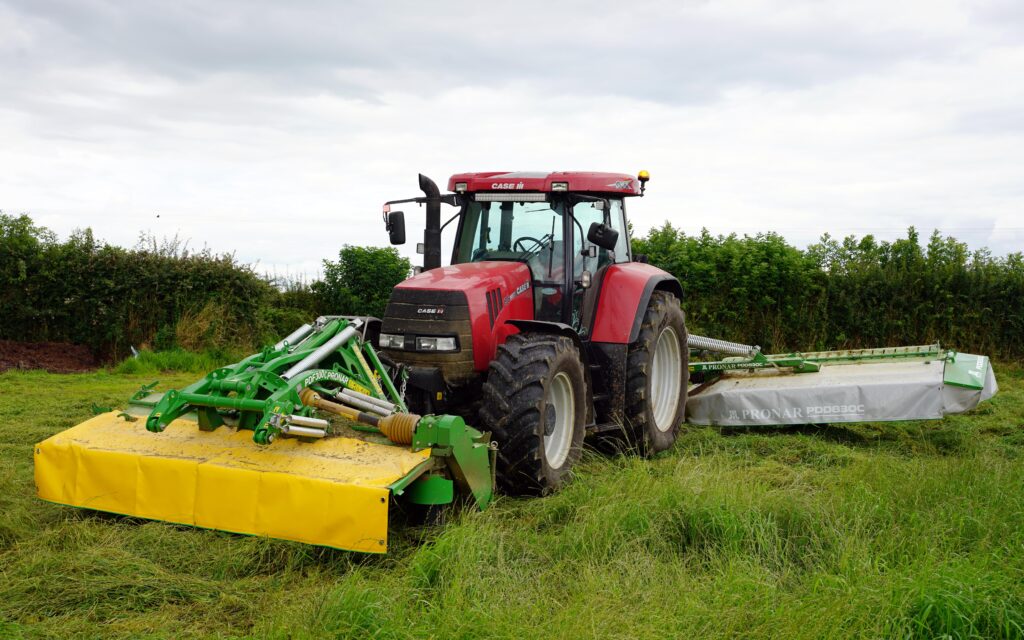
xmin=589 ymin=263 xmax=683 ymax=344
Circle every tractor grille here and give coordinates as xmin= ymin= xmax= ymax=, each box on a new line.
xmin=380 ymin=289 xmax=476 ymax=384
xmin=485 ymin=287 xmax=503 ymax=328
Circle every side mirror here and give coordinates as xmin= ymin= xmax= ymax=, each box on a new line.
xmin=587 ymin=222 xmax=619 ymax=251
xmin=387 ymin=211 xmax=406 ymax=245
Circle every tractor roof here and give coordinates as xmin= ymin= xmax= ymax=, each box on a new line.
xmin=447 ymin=171 xmax=642 ymax=196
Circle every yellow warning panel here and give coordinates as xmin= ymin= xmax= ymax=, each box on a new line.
xmin=34 ymin=412 xmax=432 ymax=553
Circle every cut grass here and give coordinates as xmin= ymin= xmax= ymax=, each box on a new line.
xmin=0 ymin=366 xmax=1021 ymax=638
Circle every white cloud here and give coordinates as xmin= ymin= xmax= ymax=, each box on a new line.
xmin=1 ymin=0 xmax=1022 ymax=279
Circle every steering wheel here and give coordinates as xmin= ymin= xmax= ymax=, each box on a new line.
xmin=513 ymin=236 xmax=545 ymax=253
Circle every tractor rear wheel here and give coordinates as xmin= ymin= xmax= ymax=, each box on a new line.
xmin=623 ymin=290 xmax=688 ymax=454
xmin=479 ymin=333 xmax=586 ymax=495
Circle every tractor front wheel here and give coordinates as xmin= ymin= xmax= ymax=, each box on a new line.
xmin=623 ymin=290 xmax=688 ymax=454
xmin=480 ymin=333 xmax=586 ymax=495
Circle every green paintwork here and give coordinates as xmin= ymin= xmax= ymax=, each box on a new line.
xmin=405 ymin=474 xmax=455 ymax=505
xmin=690 ymin=343 xmax=948 ymax=379
xmin=943 ymin=352 xmax=989 ymax=390
xmin=691 ymin=350 xmax=820 ymax=375
xmin=388 ymin=459 xmax=436 ymax=495
xmin=413 ymin=414 xmax=494 ymax=510
xmin=139 ymin=318 xmax=394 ymax=444
xmin=362 ymin=342 xmax=409 ymax=413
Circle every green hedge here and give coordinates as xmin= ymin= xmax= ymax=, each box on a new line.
xmin=634 ymin=225 xmax=1024 ymax=360
xmin=5 ymin=212 xmax=1020 ymax=361
xmin=0 ymin=214 xmax=408 ymax=360
xmin=1 ymin=214 xmax=277 ymax=358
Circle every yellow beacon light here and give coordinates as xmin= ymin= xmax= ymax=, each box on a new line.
xmin=638 ymin=170 xmax=650 ymax=195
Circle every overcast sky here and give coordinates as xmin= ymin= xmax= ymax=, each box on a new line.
xmin=2 ymin=0 xmax=1022 ymax=278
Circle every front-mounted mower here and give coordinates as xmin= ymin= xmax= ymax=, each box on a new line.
xmin=35 ymin=170 xmax=997 ymax=553
xmin=35 ymin=316 xmax=493 ymax=553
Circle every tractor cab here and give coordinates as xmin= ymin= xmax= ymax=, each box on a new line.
xmin=383 ymin=171 xmax=645 ymax=330
xmin=451 ymin=188 xmax=630 ymax=326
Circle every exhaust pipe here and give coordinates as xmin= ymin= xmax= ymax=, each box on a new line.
xmin=419 ymin=173 xmax=442 ymax=271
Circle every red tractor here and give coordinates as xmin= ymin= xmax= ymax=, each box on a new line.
xmin=379 ymin=171 xmax=688 ymax=494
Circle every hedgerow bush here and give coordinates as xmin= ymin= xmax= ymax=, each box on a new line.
xmin=3 ymin=212 xmax=1020 ymax=361
xmin=1 ymin=214 xmax=275 ymax=358
xmin=0 ymin=213 xmax=411 ymax=361
xmin=314 ymin=245 xmax=411 ymax=319
xmin=634 ymin=224 xmax=1024 ymax=359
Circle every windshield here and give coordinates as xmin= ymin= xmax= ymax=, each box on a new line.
xmin=452 ymin=195 xmax=628 ymax=324
xmin=454 ymin=199 xmax=572 ymax=280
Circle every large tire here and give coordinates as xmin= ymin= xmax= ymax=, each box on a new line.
xmin=479 ymin=333 xmax=586 ymax=495
xmin=623 ymin=290 xmax=688 ymax=454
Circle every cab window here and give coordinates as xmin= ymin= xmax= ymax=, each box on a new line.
xmin=455 ymin=199 xmax=569 ymax=321
xmin=571 ymin=198 xmax=630 ymax=275
xmin=569 ymin=198 xmax=630 ymax=328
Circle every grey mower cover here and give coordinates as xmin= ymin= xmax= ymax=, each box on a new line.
xmin=686 ymin=353 xmax=997 ymax=427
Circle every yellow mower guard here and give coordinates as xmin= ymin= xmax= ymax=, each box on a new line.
xmin=35 ymin=412 xmax=432 ymax=553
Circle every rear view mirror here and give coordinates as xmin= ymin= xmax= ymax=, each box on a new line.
xmin=387 ymin=211 xmax=406 ymax=245
xmin=587 ymin=222 xmax=619 ymax=251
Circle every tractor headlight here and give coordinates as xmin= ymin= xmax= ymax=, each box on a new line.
xmin=379 ymin=333 xmax=404 ymax=349
xmin=416 ymin=336 xmax=458 ymax=352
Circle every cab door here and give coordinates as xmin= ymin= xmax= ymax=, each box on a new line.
xmin=569 ymin=198 xmax=630 ymax=331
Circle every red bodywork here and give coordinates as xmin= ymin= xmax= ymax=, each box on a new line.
xmin=394 ymin=261 xmax=534 ymax=371
xmin=448 ymin=171 xmax=641 ymax=196
xmin=589 ymin=262 xmax=681 ymax=344
xmin=384 ymin=170 xmax=679 ymax=394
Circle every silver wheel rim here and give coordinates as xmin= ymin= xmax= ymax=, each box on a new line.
xmin=651 ymin=326 xmax=682 ymax=432
xmin=544 ymin=371 xmax=575 ymax=469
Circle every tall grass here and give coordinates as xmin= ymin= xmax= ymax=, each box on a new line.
xmin=0 ymin=366 xmax=1020 ymax=638
xmin=111 ymin=349 xmax=240 ymax=375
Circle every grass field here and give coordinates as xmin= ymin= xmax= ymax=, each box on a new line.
xmin=1 ymin=365 xmax=1022 ymax=639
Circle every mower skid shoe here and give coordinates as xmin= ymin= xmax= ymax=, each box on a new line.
xmin=34 ymin=412 xmax=431 ymax=553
